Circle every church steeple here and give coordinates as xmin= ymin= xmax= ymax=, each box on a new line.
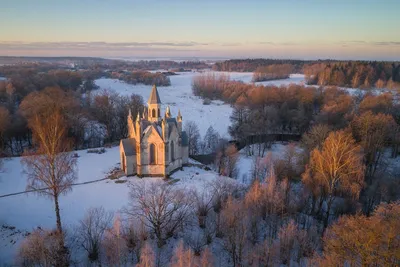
xmin=148 ymin=85 xmax=161 ymax=122
xmin=148 ymin=85 xmax=161 ymax=105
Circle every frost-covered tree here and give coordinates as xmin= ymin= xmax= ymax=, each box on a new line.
xmin=126 ymin=181 xmax=192 ymax=247
xmin=202 ymin=126 xmax=220 ymax=154
xmin=76 ymin=207 xmax=113 ymax=263
xmin=184 ymin=120 xmax=201 ymax=155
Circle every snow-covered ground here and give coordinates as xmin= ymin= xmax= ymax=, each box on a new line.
xmin=94 ymin=72 xmax=306 ymax=138
xmin=0 ymin=146 xmax=242 ymax=264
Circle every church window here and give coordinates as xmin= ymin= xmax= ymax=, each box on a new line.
xmin=170 ymin=141 xmax=175 ymax=161
xmin=150 ymin=143 xmax=156 ymax=164
xmin=152 ymin=109 xmax=156 ymax=118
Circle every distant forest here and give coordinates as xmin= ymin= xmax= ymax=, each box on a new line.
xmin=304 ymin=61 xmax=400 ymax=89
xmin=213 ymin=58 xmax=400 ymax=89
xmin=213 ymin=58 xmax=310 ymax=72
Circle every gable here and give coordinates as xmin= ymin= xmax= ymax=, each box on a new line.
xmin=142 ymin=125 xmax=164 ymax=144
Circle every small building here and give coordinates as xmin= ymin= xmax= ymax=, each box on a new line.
xmin=120 ymin=85 xmax=189 ymax=177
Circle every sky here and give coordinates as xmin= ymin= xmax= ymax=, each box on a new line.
xmin=1 ymin=0 xmax=399 ymax=60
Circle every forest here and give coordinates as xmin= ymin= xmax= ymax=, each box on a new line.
xmin=304 ymin=61 xmax=400 ymax=89
xmin=188 ymin=73 xmax=400 ymax=265
xmin=213 ymin=59 xmax=400 ymax=89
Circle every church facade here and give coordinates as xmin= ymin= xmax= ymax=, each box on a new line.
xmin=119 ymin=85 xmax=189 ymax=177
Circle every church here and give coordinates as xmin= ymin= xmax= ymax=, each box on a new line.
xmin=119 ymin=85 xmax=189 ymax=177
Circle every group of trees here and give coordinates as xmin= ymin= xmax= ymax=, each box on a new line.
xmin=212 ymin=59 xmax=308 ymax=72
xmin=0 ymin=62 xmax=156 ymax=155
xmin=112 ymin=71 xmax=171 ymax=86
xmin=304 ymin=61 xmax=400 ymax=89
xmin=252 ymin=64 xmax=294 ymax=82
xmin=188 ymin=70 xmax=400 ymax=265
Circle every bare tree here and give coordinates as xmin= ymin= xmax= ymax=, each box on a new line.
xmin=277 ymin=220 xmax=312 ymax=264
xmin=136 ymin=242 xmax=155 ymax=267
xmin=171 ymin=240 xmax=196 ymax=267
xmin=0 ymin=106 xmax=10 ymax=156
xmin=123 ymin=221 xmax=147 ymax=264
xmin=18 ymin=228 xmax=68 ymax=267
xmin=224 ymin=144 xmax=239 ymax=179
xmin=22 ymin=108 xmax=77 ymax=235
xmin=184 ymin=231 xmax=207 ymax=256
xmin=103 ymin=215 xmax=127 ymax=265
xmin=302 ymin=130 xmax=364 ymax=227
xmin=320 ymin=201 xmax=400 ymax=266
xmin=194 ymin=188 xmax=214 ymax=228
xmin=185 ymin=120 xmax=201 ymax=155
xmin=200 ymin=247 xmax=215 ymax=267
xmin=126 ymin=181 xmax=192 ymax=247
xmin=202 ymin=126 xmax=220 ymax=154
xmin=76 ymin=207 xmax=113 ymax=263
xmin=221 ymin=196 xmax=248 ymax=267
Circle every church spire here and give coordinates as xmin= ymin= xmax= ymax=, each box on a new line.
xmin=147 ymin=85 xmax=161 ymax=122
xmin=148 ymin=85 xmax=161 ymax=104
xmin=165 ymin=106 xmax=171 ymax=118
xmin=177 ymin=109 xmax=182 ymax=120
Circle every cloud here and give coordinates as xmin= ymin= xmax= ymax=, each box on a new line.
xmin=371 ymin=41 xmax=400 ymax=46
xmin=0 ymin=41 xmax=210 ymax=51
xmin=337 ymin=40 xmax=400 ymax=46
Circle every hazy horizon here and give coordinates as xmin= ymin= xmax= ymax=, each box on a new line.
xmin=1 ymin=0 xmax=400 ymax=60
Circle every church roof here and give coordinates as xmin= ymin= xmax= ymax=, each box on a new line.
xmin=121 ymin=138 xmax=136 ymax=156
xmin=148 ymin=85 xmax=161 ymax=104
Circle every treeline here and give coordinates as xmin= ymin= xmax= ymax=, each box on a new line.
xmin=0 ymin=56 xmax=210 ymax=71
xmin=212 ymin=58 xmax=313 ymax=72
xmin=111 ymin=71 xmax=171 ymax=86
xmin=0 ymin=63 xmax=150 ymax=156
xmin=304 ymin=61 xmax=400 ymax=89
xmin=252 ymin=64 xmax=294 ymax=82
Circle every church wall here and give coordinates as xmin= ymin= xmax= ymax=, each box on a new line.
xmin=140 ymin=132 xmax=166 ymax=176
xmin=125 ymin=155 xmax=136 ymax=176
xmin=141 ymin=164 xmax=165 ymax=176
xmin=166 ymin=158 xmax=182 ymax=174
xmin=182 ymin=146 xmax=189 ymax=164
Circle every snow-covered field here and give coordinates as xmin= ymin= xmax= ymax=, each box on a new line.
xmin=0 ymin=145 xmax=248 ymax=265
xmin=94 ymin=72 xmax=306 ymax=138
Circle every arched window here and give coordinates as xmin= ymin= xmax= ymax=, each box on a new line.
xmin=158 ymin=108 xmax=160 ymax=117
xmin=152 ymin=109 xmax=156 ymax=118
xmin=170 ymin=141 xmax=175 ymax=162
xmin=149 ymin=144 xmax=156 ymax=164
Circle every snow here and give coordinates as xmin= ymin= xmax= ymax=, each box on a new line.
xmin=236 ymin=143 xmax=300 ymax=183
xmin=94 ymin=72 xmax=307 ymax=139
xmin=0 ymin=146 xmax=242 ymax=264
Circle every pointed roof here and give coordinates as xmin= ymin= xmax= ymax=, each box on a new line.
xmin=165 ymin=106 xmax=171 ymax=118
xmin=148 ymin=85 xmax=161 ymax=104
